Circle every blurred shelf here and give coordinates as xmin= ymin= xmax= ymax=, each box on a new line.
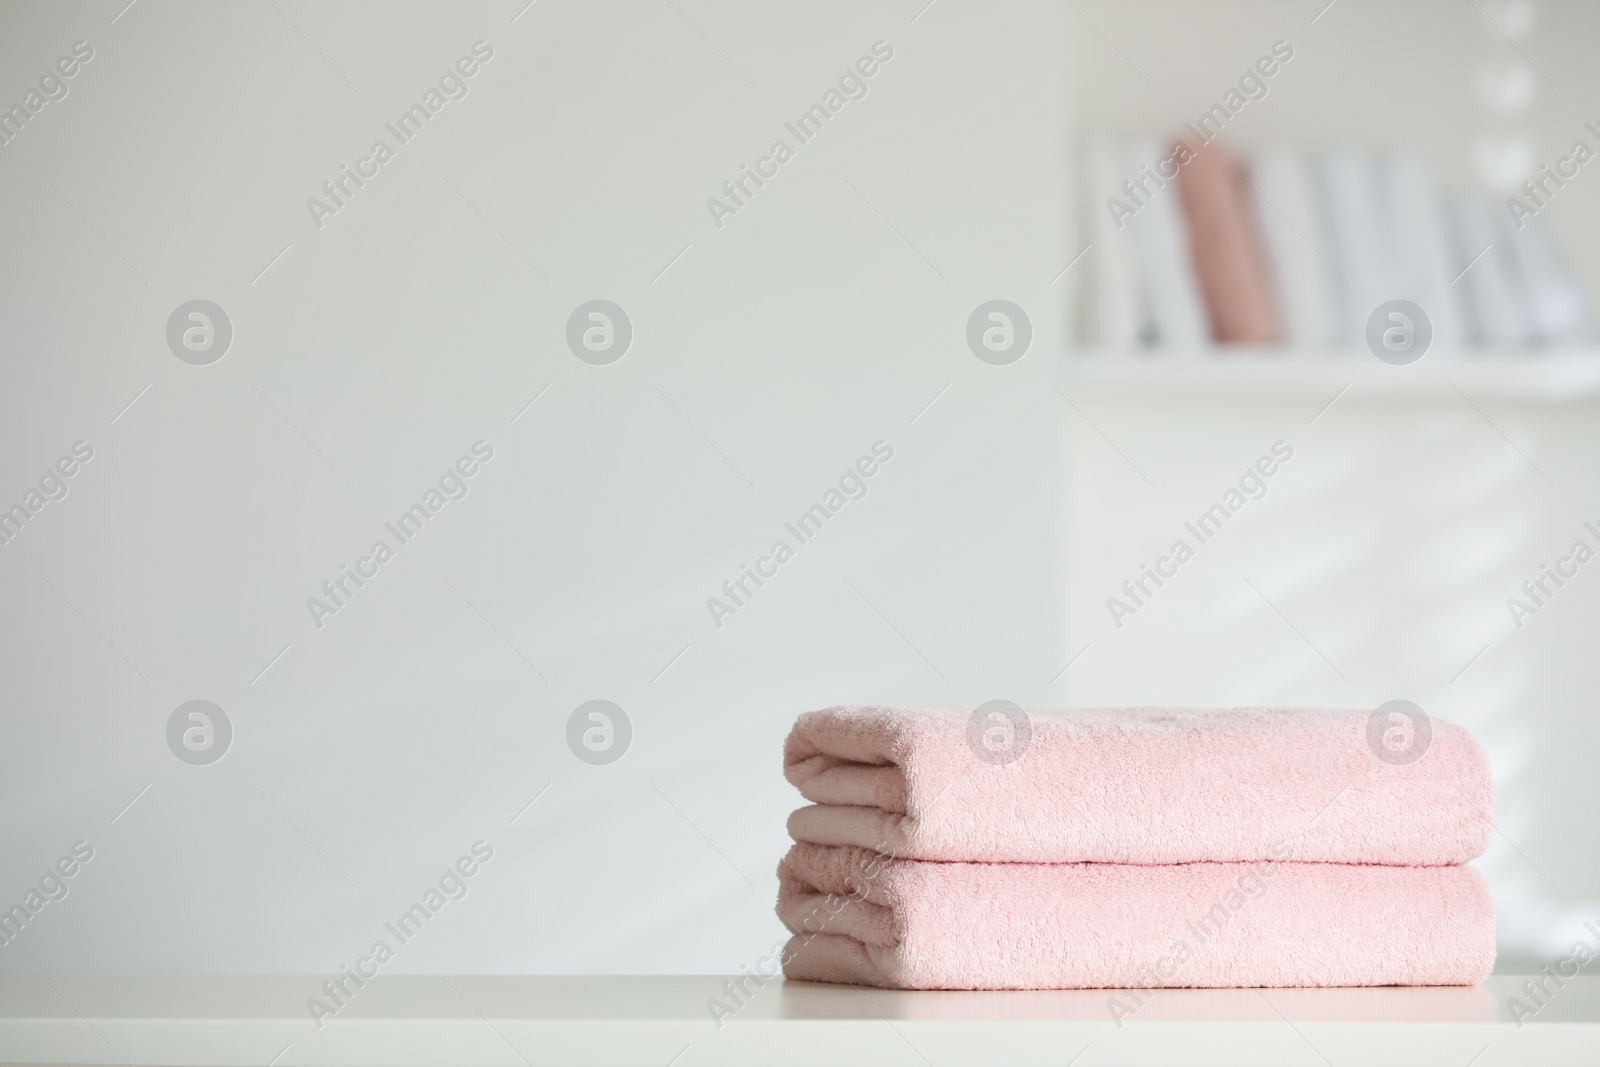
xmin=1064 ymin=349 xmax=1600 ymax=401
xmin=0 ymin=975 xmax=1594 ymax=1066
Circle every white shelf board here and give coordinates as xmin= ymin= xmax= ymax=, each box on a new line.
xmin=1064 ymin=349 xmax=1600 ymax=400
xmin=0 ymin=975 xmax=1594 ymax=1066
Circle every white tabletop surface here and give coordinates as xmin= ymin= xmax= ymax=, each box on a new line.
xmin=0 ymin=975 xmax=1593 ymax=1066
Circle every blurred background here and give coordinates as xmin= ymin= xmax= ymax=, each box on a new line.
xmin=0 ymin=0 xmax=1594 ymax=978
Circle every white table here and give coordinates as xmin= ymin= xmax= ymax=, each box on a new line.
xmin=1 ymin=976 xmax=1593 ymax=1065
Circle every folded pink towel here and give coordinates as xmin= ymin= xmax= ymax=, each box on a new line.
xmin=785 ymin=706 xmax=1491 ymax=866
xmin=777 ymin=843 xmax=1495 ymax=990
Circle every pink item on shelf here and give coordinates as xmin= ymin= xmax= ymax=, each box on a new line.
xmin=777 ymin=843 xmax=1495 ymax=990
xmin=784 ymin=706 xmax=1492 ymax=866
xmin=1175 ymin=139 xmax=1283 ymax=343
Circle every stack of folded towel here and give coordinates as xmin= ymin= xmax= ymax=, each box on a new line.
xmin=776 ymin=706 xmax=1495 ymax=990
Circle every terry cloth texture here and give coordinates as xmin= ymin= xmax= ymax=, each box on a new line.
xmin=777 ymin=842 xmax=1496 ymax=990
xmin=784 ymin=706 xmax=1492 ymax=865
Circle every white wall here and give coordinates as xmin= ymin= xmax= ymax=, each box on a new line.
xmin=2 ymin=0 xmax=1594 ymax=981
xmin=0 ymin=0 xmax=1070 ymax=973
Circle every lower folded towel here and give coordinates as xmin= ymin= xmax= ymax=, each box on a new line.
xmin=777 ymin=843 xmax=1495 ymax=990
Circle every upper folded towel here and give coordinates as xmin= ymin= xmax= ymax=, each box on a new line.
xmin=785 ymin=706 xmax=1492 ymax=866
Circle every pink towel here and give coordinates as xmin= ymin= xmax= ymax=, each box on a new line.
xmin=785 ymin=706 xmax=1491 ymax=866
xmin=777 ymin=843 xmax=1495 ymax=990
